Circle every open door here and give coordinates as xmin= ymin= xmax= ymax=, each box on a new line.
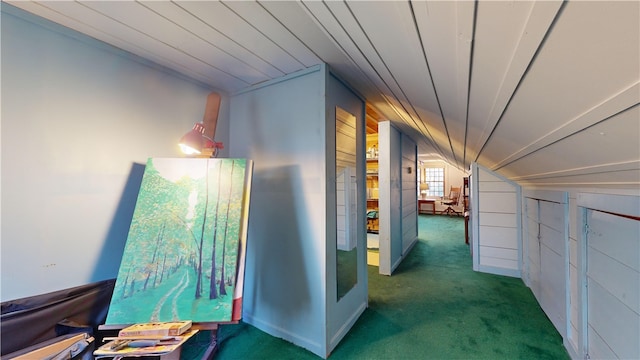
xmin=377 ymin=121 xmax=418 ymax=276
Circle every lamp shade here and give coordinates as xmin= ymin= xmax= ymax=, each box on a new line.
xmin=419 ymin=183 xmax=429 ymax=191
xmin=179 ymin=123 xmax=206 ymax=155
xmin=179 ymin=92 xmax=223 ymax=157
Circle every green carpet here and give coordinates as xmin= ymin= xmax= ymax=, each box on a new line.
xmin=206 ymin=214 xmax=569 ymax=359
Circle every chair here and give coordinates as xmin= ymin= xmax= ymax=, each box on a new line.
xmin=441 ymin=186 xmax=462 ymax=216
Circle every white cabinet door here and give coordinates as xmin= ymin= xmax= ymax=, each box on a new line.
xmin=524 ymin=193 xmax=568 ymax=340
xmin=586 ymin=210 xmax=639 ymax=360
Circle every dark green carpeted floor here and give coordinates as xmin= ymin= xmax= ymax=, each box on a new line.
xmin=206 ymin=214 xmax=569 ymax=359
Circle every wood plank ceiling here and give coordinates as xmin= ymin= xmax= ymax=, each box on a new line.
xmin=6 ymin=0 xmax=639 ymax=188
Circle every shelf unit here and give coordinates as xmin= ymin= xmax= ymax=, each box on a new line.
xmin=366 ymin=134 xmax=379 ymax=233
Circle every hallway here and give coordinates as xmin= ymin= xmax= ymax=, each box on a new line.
xmin=211 ymin=214 xmax=568 ymax=359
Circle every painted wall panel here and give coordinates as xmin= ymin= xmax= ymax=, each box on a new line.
xmin=540 ymin=224 xmax=564 ymax=257
xmin=587 ymin=323 xmax=618 ymax=360
xmin=402 ymin=224 xmax=417 ymax=241
xmin=401 ymin=134 xmax=418 ymax=255
xmin=526 ymin=216 xmax=541 ymax=297
xmin=478 ymin=192 xmax=517 ymax=213
xmin=523 ymin=197 xmax=539 ymax=290
xmin=230 ymin=66 xmax=368 ymax=358
xmin=588 ymin=249 xmax=639 ymax=314
xmin=390 ymin=125 xmax=403 ymax=272
xmin=478 ymin=226 xmax=518 ymax=248
xmin=478 ymin=212 xmax=517 ymax=227
xmin=525 ymin=198 xmax=539 ymax=220
xmin=402 ymin=202 xmax=416 ymax=214
xmin=587 ymin=279 xmax=639 ymax=359
xmin=230 ymin=67 xmax=326 ymax=356
xmin=540 ymin=243 xmax=566 ymax=334
xmin=567 ymin=195 xmax=580 ymax=355
xmin=568 ymin=234 xmax=580 ymax=353
xmin=540 ymin=201 xmax=564 ymax=233
xmin=588 ymin=212 xmax=639 ymax=271
xmin=587 ymin=208 xmax=640 ymax=314
xmin=477 ymin=181 xmax=515 ymax=192
xmin=378 ymin=122 xmax=417 ymax=275
xmin=478 ymin=169 xmax=505 ymax=183
xmin=401 ymin=188 xmax=416 ymax=208
xmin=522 ymin=192 xmax=568 ymax=342
xmin=528 ymin=261 xmax=541 ymax=300
xmin=575 ymin=193 xmax=640 ymax=359
xmin=569 ymin=237 xmax=578 ymax=268
xmin=472 ymin=163 xmax=521 ymax=277
xmin=379 ymin=121 xmax=403 ymax=275
xmin=479 ymin=247 xmax=518 ymax=260
xmin=478 ymin=256 xmax=519 ymax=270
xmin=569 ymin=262 xmax=579 ymax=351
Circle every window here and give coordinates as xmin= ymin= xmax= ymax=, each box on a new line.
xmin=424 ymin=167 xmax=444 ymax=197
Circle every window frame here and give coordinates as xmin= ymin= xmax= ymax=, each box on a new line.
xmin=422 ymin=167 xmax=445 ymax=198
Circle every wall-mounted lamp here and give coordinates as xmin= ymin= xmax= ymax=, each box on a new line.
xmin=419 ymin=182 xmax=429 ymax=199
xmin=178 ymin=122 xmax=222 ymax=156
xmin=179 ymin=92 xmax=224 ymax=158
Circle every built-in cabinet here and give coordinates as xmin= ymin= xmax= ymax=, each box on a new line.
xmin=520 ymin=190 xmax=640 ymax=360
xmin=229 ymin=64 xmax=367 ymax=359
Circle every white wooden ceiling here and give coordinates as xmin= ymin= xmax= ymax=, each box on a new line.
xmin=7 ymin=1 xmax=639 ymax=188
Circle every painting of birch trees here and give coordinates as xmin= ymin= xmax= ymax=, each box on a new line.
xmin=105 ymin=158 xmax=252 ymax=325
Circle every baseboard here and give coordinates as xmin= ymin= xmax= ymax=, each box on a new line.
xmin=242 ymin=312 xmax=323 ymax=358
xmin=475 ymin=264 xmax=521 ymax=278
xmin=328 ymin=301 xmax=366 ymax=355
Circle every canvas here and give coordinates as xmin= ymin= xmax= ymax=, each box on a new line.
xmin=105 ymin=158 xmax=253 ymax=326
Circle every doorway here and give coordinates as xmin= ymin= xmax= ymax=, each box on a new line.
xmin=366 ymin=132 xmax=380 ymax=266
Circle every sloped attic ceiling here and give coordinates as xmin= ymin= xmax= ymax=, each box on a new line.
xmin=6 ymin=1 xmax=639 ymax=188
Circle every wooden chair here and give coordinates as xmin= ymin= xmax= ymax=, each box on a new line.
xmin=441 ymin=186 xmax=462 ymax=216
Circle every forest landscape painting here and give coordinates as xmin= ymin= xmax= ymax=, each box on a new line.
xmin=105 ymin=158 xmax=253 ymax=326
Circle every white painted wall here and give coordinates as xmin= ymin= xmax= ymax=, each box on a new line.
xmin=228 ymin=67 xmax=327 ymax=357
xmin=1 ymin=7 xmax=221 ymax=302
